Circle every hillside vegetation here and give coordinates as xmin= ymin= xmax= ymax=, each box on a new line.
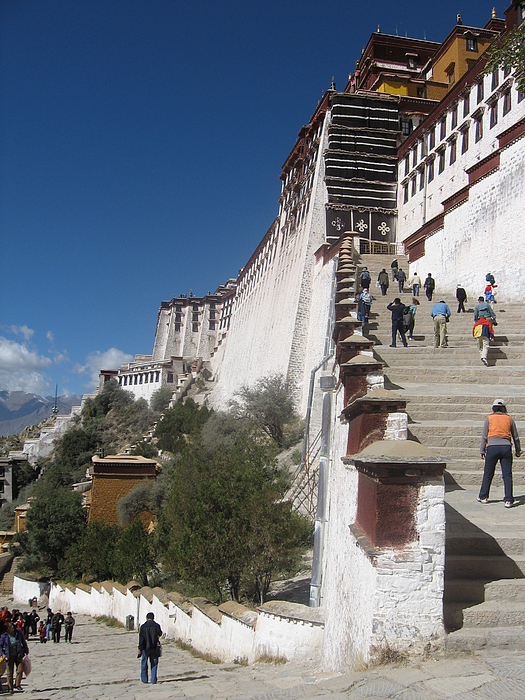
xmin=11 ymin=377 xmax=311 ymax=605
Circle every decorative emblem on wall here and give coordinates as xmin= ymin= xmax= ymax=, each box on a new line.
xmin=378 ymin=221 xmax=390 ymax=236
xmin=355 ymin=219 xmax=368 ymax=233
xmin=331 ymin=217 xmax=346 ymax=231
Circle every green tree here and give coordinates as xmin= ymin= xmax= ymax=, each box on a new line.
xmin=112 ymin=520 xmax=155 ymax=586
xmin=154 ymin=399 xmax=210 ymax=455
xmin=82 ymin=380 xmax=133 ymax=419
xmin=12 ymin=460 xmax=41 ymax=499
xmin=161 ymin=433 xmax=311 ymax=603
xmin=150 ymin=386 xmax=173 ymax=413
xmin=116 ymin=481 xmax=154 ymax=527
xmin=60 ymin=520 xmax=119 ymax=582
xmin=484 ymin=23 xmax=525 ymax=92
xmin=20 ymin=487 xmax=87 ymax=575
xmin=231 ymin=374 xmax=298 ymax=448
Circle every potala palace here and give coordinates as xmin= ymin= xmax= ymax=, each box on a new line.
xmin=83 ymin=1 xmax=525 ymax=668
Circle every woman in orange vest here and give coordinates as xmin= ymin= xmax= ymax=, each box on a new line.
xmin=478 ymin=399 xmax=521 ymax=508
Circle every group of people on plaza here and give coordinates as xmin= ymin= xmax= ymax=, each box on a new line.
xmin=0 ymin=607 xmax=30 ymax=693
xmin=0 ymin=605 xmax=75 ymax=693
xmin=0 ymin=603 xmax=164 ymax=690
xmin=41 ymin=609 xmax=75 ymax=644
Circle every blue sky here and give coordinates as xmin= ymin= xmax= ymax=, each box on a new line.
xmin=0 ymin=0 xmax=507 ymax=397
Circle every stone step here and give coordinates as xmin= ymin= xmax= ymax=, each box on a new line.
xmin=445 ymin=601 xmax=525 ymax=631
xmin=444 ymin=579 xmax=487 ymax=605
xmin=485 ymin=578 xmax=525 ymax=601
xmin=445 ymin=626 xmax=525 ymax=650
xmin=405 ymin=395 xmax=525 ymax=406
xmin=433 ymin=446 xmax=518 ymax=458
xmin=446 ymin=470 xmax=525 ymax=487
xmin=446 ymin=533 xmax=525 ymax=557
xmin=444 ymin=578 xmax=525 ymax=605
xmin=409 ymin=422 xmax=525 ymax=437
xmin=445 ymin=555 xmax=525 ymax=580
xmin=410 ymin=435 xmax=486 ymax=448
xmin=385 ymin=369 xmax=525 ymax=384
xmin=409 ymin=410 xmax=525 ymax=421
xmin=378 ymin=353 xmax=525 ymax=365
xmin=370 ymin=332 xmax=525 ymax=345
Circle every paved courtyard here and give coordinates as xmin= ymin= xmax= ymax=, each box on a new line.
xmin=3 ymin=606 xmax=525 ymax=700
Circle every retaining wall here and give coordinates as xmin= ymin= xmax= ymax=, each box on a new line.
xmin=13 ymin=576 xmax=323 ymax=665
xmin=12 ymin=576 xmax=50 ymax=604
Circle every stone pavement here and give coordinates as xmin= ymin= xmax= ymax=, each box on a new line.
xmin=5 ymin=602 xmax=525 ymax=700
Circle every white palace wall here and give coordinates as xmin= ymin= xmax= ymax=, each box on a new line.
xmin=399 ymin=69 xmax=525 ymax=301
xmin=420 ymin=134 xmax=525 ymax=300
xmin=210 ymin=113 xmax=332 ymax=412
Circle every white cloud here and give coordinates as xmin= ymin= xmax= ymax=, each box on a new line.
xmin=52 ymin=350 xmax=69 ymax=365
xmin=76 ymin=348 xmax=133 ymax=389
xmin=46 ymin=331 xmax=54 ymax=343
xmin=0 ymin=337 xmax=52 ymax=393
xmin=10 ymin=325 xmax=34 ymax=341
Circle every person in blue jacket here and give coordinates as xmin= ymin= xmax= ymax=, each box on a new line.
xmin=1 ymin=619 xmax=29 ymax=693
xmin=431 ymin=300 xmax=451 ymax=348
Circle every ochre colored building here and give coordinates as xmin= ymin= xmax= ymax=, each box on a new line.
xmin=88 ymin=454 xmax=158 ymax=527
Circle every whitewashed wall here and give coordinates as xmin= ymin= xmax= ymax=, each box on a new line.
xmin=398 ymin=71 xmax=525 ymax=302
xmin=414 ymin=134 xmax=525 ymax=302
xmin=320 ymin=383 xmax=362 ymax=671
xmin=320 ymin=386 xmax=445 ymax=671
xmin=254 ymin=612 xmax=323 ymax=662
xmin=210 ymin=113 xmax=331 ymax=412
xmin=35 ymin=578 xmax=323 ymax=665
xmin=12 ymin=577 xmax=50 ymax=604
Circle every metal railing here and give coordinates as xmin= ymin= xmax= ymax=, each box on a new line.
xmin=359 ymin=239 xmax=400 ymax=255
xmin=286 ymin=428 xmax=322 ymax=520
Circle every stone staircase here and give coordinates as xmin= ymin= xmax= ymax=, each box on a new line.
xmin=0 ymin=556 xmax=19 ymax=595
xmin=358 ymin=252 xmax=525 ymax=650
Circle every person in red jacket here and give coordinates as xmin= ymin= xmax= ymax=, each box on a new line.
xmin=478 ymin=399 xmax=521 ymax=507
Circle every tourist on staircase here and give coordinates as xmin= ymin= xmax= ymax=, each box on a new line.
xmin=387 ymin=298 xmax=408 ymax=348
xmin=377 ymin=268 xmax=389 ymax=296
xmin=404 ymin=297 xmax=419 ymax=340
xmin=409 ymin=271 xmax=422 ymax=297
xmin=456 ymin=284 xmax=467 ymax=313
xmin=359 ymin=267 xmax=371 ymax=289
xmin=430 ymin=300 xmax=451 ymax=348
xmin=391 ymin=258 xmax=398 ymax=281
xmin=473 ymin=298 xmax=496 ymax=366
xmin=396 ymin=268 xmax=406 ymax=293
xmin=474 ymin=296 xmax=497 ymax=327
xmin=423 ymin=273 xmax=435 ymax=301
xmin=357 ymin=288 xmax=373 ymax=334
xmin=478 ymin=399 xmax=521 ymax=508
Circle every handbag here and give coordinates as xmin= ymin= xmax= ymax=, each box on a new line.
xmin=22 ymin=656 xmax=31 ymax=676
xmin=156 ymin=640 xmax=162 ymax=658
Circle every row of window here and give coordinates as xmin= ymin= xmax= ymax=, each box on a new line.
xmin=173 ymin=302 xmax=216 ymax=313
xmin=120 ymin=372 xmax=161 ymax=386
xmin=173 ymin=321 xmax=216 ymax=332
xmin=402 ymin=88 xmax=523 ymax=202
xmin=403 ymin=68 xmax=519 ymax=175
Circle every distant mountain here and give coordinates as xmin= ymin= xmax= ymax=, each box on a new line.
xmin=0 ymin=391 xmax=83 ymax=437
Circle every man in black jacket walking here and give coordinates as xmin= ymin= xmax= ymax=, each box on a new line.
xmin=138 ymin=612 xmax=162 ymax=684
xmin=387 ymin=298 xmax=408 ymax=347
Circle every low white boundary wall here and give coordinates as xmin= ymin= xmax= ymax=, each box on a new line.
xmin=13 ymin=577 xmax=323 ymax=665
xmin=12 ymin=576 xmax=50 ymax=604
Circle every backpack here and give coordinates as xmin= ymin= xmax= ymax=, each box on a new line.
xmin=402 ymin=308 xmax=413 ymax=330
